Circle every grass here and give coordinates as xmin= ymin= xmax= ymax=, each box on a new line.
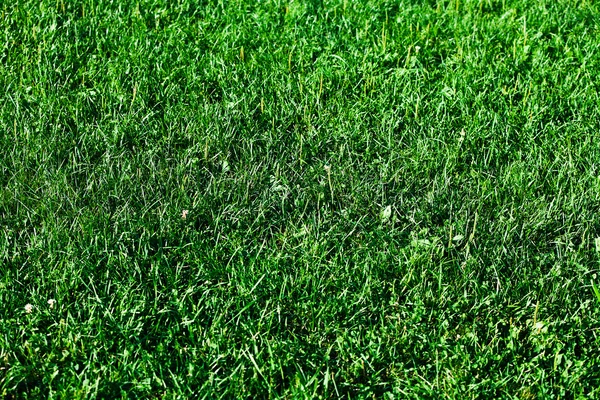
xmin=1 ymin=0 xmax=600 ymax=397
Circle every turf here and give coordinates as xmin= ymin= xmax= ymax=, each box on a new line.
xmin=1 ymin=0 xmax=600 ymax=398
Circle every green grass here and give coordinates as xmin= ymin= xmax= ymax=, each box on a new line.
xmin=1 ymin=0 xmax=600 ymax=397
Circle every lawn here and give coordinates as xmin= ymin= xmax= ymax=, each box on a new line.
xmin=1 ymin=0 xmax=600 ymax=398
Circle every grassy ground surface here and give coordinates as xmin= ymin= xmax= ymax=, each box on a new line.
xmin=2 ymin=0 xmax=600 ymax=398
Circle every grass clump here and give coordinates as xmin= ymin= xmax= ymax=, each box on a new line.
xmin=1 ymin=0 xmax=600 ymax=398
